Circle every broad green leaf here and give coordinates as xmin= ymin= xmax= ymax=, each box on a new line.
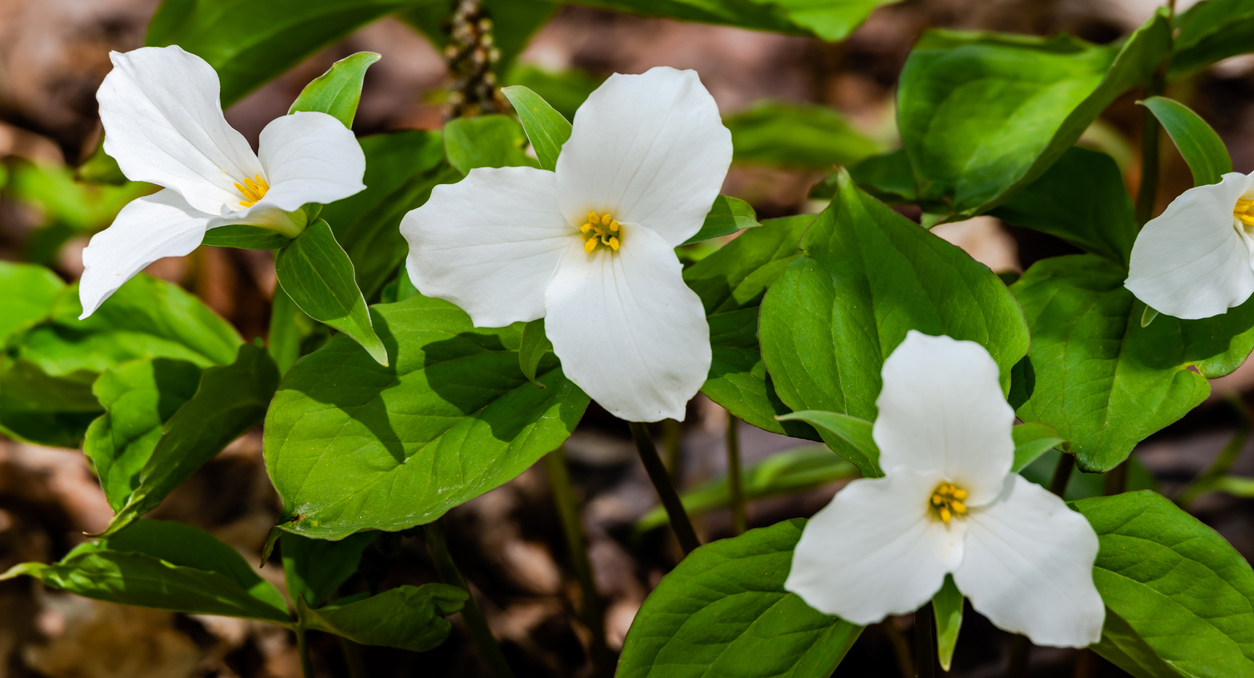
xmin=989 ymin=146 xmax=1137 ymax=263
xmin=682 ymin=214 xmax=819 ymax=440
xmin=145 ymin=0 xmax=413 ymax=106
xmin=1076 ymin=491 xmax=1254 ymax=677
xmin=1010 ymin=421 xmax=1065 ymax=473
xmin=299 ymin=584 xmax=467 ymax=652
xmin=1 ymin=520 xmax=290 ymax=624
xmin=276 ymin=219 xmax=387 ymax=366
xmin=1169 ymin=0 xmax=1254 ymax=80
xmin=813 ymin=148 xmax=917 ymax=203
xmin=400 ymin=0 xmax=557 ymax=78
xmin=201 ymin=224 xmax=293 ymax=250
xmin=618 ymin=519 xmax=862 ymax=678
xmin=1011 ymin=255 xmax=1254 ymax=472
xmin=0 ymin=358 xmax=103 ymax=447
xmin=682 ymin=195 xmax=759 ymax=245
xmin=281 ymin=531 xmax=377 ymax=607
xmin=636 ymin=445 xmax=857 ymax=532
xmin=6 ymin=161 xmax=147 ymax=232
xmin=776 ymin=411 xmax=878 ymax=468
xmin=100 ymin=344 xmax=280 ymax=536
xmin=322 ymin=131 xmax=459 ymax=301
xmin=264 ymin=293 xmax=589 ymax=540
xmin=501 ymin=84 xmax=572 ymax=171
xmin=932 ymin=575 xmax=963 ymax=672
xmin=0 ymin=262 xmax=64 ymax=342
xmin=288 ymin=52 xmax=380 ymax=128
xmin=1021 ymin=449 xmax=1156 ymax=501
xmin=758 ymin=171 xmax=1030 ymax=477
xmin=503 ymin=66 xmax=602 ymax=122
xmin=723 ymin=101 xmax=882 ymax=170
xmin=443 ymin=115 xmax=539 ymax=174
xmin=268 ymin=286 xmax=318 ymax=376
xmin=1140 ymin=96 xmax=1232 ymax=187
xmin=569 ymin=0 xmax=899 ymax=42
xmin=518 ymin=318 xmax=552 ymax=388
xmin=898 ymin=13 xmax=1171 ymax=217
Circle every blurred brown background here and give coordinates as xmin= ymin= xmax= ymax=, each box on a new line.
xmin=1 ymin=0 xmax=1251 ymax=676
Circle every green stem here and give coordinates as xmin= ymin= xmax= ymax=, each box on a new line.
xmin=726 ymin=416 xmax=747 ymax=536
xmin=1134 ymin=0 xmax=1176 ymax=226
xmin=1103 ymin=461 xmax=1130 ymax=496
xmin=339 ymin=637 xmax=367 ymax=678
xmin=1048 ymin=452 xmax=1075 ymax=498
xmin=916 ymin=603 xmax=936 ymax=678
xmin=296 ymin=626 xmax=314 ymax=678
xmin=424 ymin=521 xmax=515 ymax=678
xmin=663 ymin=418 xmax=684 ymax=482
xmin=628 ymin=422 xmax=701 ymax=555
xmin=1006 ymin=635 xmax=1031 ymax=677
xmin=544 ymin=448 xmax=613 ymax=677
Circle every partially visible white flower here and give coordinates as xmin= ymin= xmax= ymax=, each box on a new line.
xmin=80 ymin=45 xmax=366 ymax=319
xmin=1126 ymin=172 xmax=1254 ymax=320
xmin=401 ymin=67 xmax=731 ymax=422
xmin=786 ymin=331 xmax=1104 ymax=648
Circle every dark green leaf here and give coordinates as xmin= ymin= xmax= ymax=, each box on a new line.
xmin=723 ymin=100 xmax=882 ymax=170
xmin=898 ymin=13 xmax=1171 ymax=217
xmin=501 ymin=84 xmax=572 ymax=172
xmin=288 ymin=52 xmax=380 ymax=128
xmin=758 ymin=171 xmax=1030 ymax=476
xmin=1076 ymin=491 xmax=1254 ymax=677
xmin=300 ymin=584 xmax=466 ymax=651
xmin=682 ymin=195 xmax=759 ymax=245
xmin=1012 ymin=255 xmax=1254 ymax=472
xmin=518 ymin=318 xmax=552 ymax=388
xmin=0 ymin=358 xmax=103 ymax=447
xmin=1010 ymin=421 xmax=1065 ymax=473
xmin=568 ymin=0 xmax=899 ymax=41
xmin=1140 ymin=96 xmax=1232 ymax=187
xmin=618 ymin=519 xmax=862 ymax=678
xmin=276 ymin=219 xmax=388 ymax=366
xmin=268 ymin=286 xmax=315 ymax=376
xmin=202 ymin=224 xmax=293 ymax=250
xmin=503 ymin=66 xmax=602 ymax=122
xmin=443 ymin=114 xmax=539 ymax=174
xmin=824 ymin=147 xmax=917 ymax=203
xmin=281 ymin=531 xmax=377 ymax=607
xmin=1021 ymin=449 xmax=1156 ymax=501
xmin=1169 ymin=0 xmax=1254 ymax=80
xmin=264 ymin=293 xmax=589 ymax=540
xmin=776 ymin=411 xmax=879 ymax=470
xmin=933 ymin=575 xmax=963 ymax=672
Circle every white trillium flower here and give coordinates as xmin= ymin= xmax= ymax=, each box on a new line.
xmin=786 ymin=331 xmax=1105 ymax=648
xmin=1126 ymin=172 xmax=1254 ymax=320
xmin=401 ymin=67 xmax=731 ymax=422
xmin=80 ymin=45 xmax=367 ymax=319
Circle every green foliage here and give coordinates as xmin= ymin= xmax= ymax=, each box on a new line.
xmin=443 ymin=114 xmax=539 ymax=173
xmin=1010 ymin=421 xmax=1065 ymax=472
xmin=201 ymin=225 xmax=293 ymax=250
xmin=504 ymin=66 xmax=603 ymax=121
xmin=570 ymin=0 xmax=899 ymax=42
xmin=276 ymin=219 xmax=388 ymax=366
xmin=683 ymin=195 xmax=759 ymax=245
xmin=1021 ymin=449 xmax=1157 ymax=501
xmin=932 ymin=575 xmax=963 ymax=672
xmin=777 ymin=410 xmax=879 ymax=473
xmin=298 ymin=584 xmax=467 ymax=652
xmin=1139 ymin=96 xmax=1232 ymax=187
xmin=1077 ymin=492 xmax=1254 ymax=677
xmin=0 ymin=262 xmax=65 ymax=343
xmin=1169 ymin=0 xmax=1254 ymax=80
xmin=519 ymin=318 xmax=553 ymax=388
xmin=264 ymin=293 xmax=588 ymax=540
xmin=758 ymin=171 xmax=1029 ymax=476
xmin=281 ymin=531 xmax=378 ymax=607
xmin=897 ymin=12 xmax=1170 ymax=218
xmin=618 ymin=519 xmax=862 ymax=678
xmin=502 ymin=85 xmax=573 ymax=172
xmin=288 ymin=52 xmax=381 ymax=129
xmin=723 ymin=101 xmax=882 ymax=170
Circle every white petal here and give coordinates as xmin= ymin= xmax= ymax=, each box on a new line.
xmin=249 ymin=112 xmax=367 ymax=214
xmin=79 ymin=190 xmax=211 ymax=319
xmin=953 ymin=475 xmax=1104 ymax=648
xmin=97 ymin=46 xmax=262 ymax=216
xmin=401 ymin=167 xmax=572 ymax=327
xmin=873 ymin=331 xmax=1015 ymax=506
xmin=785 ymin=468 xmax=964 ymax=624
xmin=555 ymin=67 xmax=732 ymax=247
xmin=1126 ymin=172 xmax=1254 ymax=320
xmin=544 ymin=224 xmax=710 ymax=422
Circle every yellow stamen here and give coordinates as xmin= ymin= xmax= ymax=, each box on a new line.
xmin=601 ymin=213 xmax=612 ymax=226
xmin=578 ymin=210 xmax=625 ymax=254
xmin=234 ymin=173 xmax=270 ymax=207
xmin=929 ymin=482 xmax=970 ymax=523
xmin=584 ymin=238 xmax=598 ymax=253
xmin=608 ymin=236 xmax=620 ymax=251
xmin=1235 ymin=198 xmax=1254 ymax=227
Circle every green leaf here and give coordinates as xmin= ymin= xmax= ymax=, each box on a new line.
xmin=264 ymin=293 xmax=589 ymax=540
xmin=682 ymin=195 xmax=759 ymax=246
xmin=0 ymin=358 xmax=104 ymax=447
xmin=518 ymin=319 xmax=553 ymax=388
xmin=568 ymin=0 xmax=899 ymax=42
xmin=503 ymin=66 xmax=602 ymax=122
xmin=0 ymin=261 xmax=65 ymax=342
xmin=723 ymin=100 xmax=882 ymax=170
xmin=1 ymin=520 xmax=290 ymax=624
xmin=268 ymin=286 xmax=316 ymax=376
xmin=989 ymin=146 xmax=1137 ymax=263
xmin=758 ymin=171 xmax=1030 ymax=477
xmin=1021 ymin=449 xmax=1157 ymax=501
xmin=682 ymin=214 xmax=819 ymax=440
xmin=636 ymin=445 xmax=857 ymax=532
xmin=1169 ymin=0 xmax=1254 ymax=80
xmin=281 ymin=531 xmax=377 ymax=607
xmin=836 ymin=147 xmax=917 ymax=203
xmin=1076 ymin=491 xmax=1254 ymax=677
xmin=201 ymin=224 xmax=293 ymax=250
xmin=276 ymin=219 xmax=388 ymax=366
xmin=932 ymin=575 xmax=963 ymax=672
xmin=1010 ymin=421 xmax=1065 ymax=473
xmin=322 ymin=131 xmax=459 ymax=301
xmin=1012 ymin=254 xmax=1254 ymax=472
xmin=99 ymin=344 xmax=280 ymax=537
xmin=443 ymin=115 xmax=539 ymax=174
xmin=288 ymin=52 xmax=380 ymax=128
xmin=501 ymin=84 xmax=572 ymax=172
xmin=776 ymin=411 xmax=879 ymax=468
xmin=618 ymin=519 xmax=862 ymax=678
xmin=1140 ymin=96 xmax=1232 ymax=187
xmin=299 ymin=584 xmax=466 ymax=652
xmin=145 ymin=0 xmax=412 ymax=107
xmin=897 ymin=13 xmax=1171 ymax=217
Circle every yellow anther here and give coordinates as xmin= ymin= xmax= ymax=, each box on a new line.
xmin=234 ymin=173 xmax=270 ymax=208
xmin=608 ymin=236 xmax=620 ymax=251
xmin=929 ymin=481 xmax=969 ymax=524
xmin=578 ymin=210 xmax=625 ymax=254
xmin=601 ymin=213 xmax=612 ymax=226
xmin=609 ymin=220 xmax=620 ymax=232
xmin=939 ymin=506 xmax=952 ymax=523
xmin=587 ymin=212 xmax=599 ymax=224
xmin=1236 ymin=198 xmax=1254 ymax=228
xmin=584 ymin=238 xmax=598 ymax=253
xmin=580 ymin=223 xmax=593 ymax=233
xmin=952 ymin=488 xmax=967 ymax=500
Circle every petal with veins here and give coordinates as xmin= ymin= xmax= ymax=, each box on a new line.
xmin=250 ymin=111 xmax=367 ymax=215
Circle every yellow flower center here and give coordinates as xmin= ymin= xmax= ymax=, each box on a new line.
xmin=580 ymin=212 xmax=621 ymax=253
xmin=235 ymin=174 xmax=270 ymax=208
xmin=929 ymin=482 xmax=968 ymax=523
xmin=1235 ymin=198 xmax=1254 ymax=229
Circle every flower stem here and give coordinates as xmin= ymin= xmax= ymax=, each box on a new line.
xmin=1103 ymin=461 xmax=1130 ymax=496
xmin=339 ymin=637 xmax=367 ymax=678
xmin=1134 ymin=0 xmax=1176 ymax=225
xmin=424 ymin=520 xmax=515 ymax=678
xmin=1006 ymin=635 xmax=1032 ymax=677
xmin=543 ymin=447 xmax=613 ymax=677
xmin=663 ymin=418 xmax=684 ymax=481
xmin=628 ymin=422 xmax=701 ymax=555
xmin=726 ymin=415 xmax=747 ymax=536
xmin=296 ymin=626 xmax=314 ymax=678
xmin=1048 ymin=452 xmax=1075 ymax=497
xmin=915 ymin=603 xmax=937 ymax=678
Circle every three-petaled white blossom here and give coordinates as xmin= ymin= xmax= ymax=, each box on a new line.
xmin=1126 ymin=172 xmax=1254 ymax=319
xmin=80 ymin=45 xmax=367 ymax=319
xmin=401 ymin=67 xmax=732 ymax=422
xmin=786 ymin=331 xmax=1104 ymax=648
